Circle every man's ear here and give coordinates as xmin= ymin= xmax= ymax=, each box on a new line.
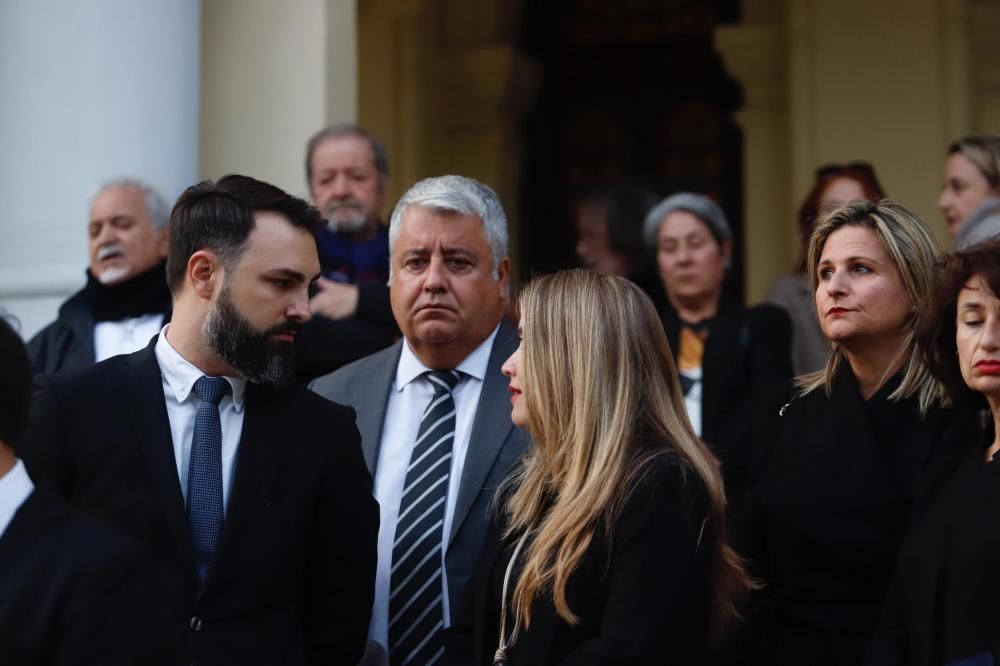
xmin=156 ymin=228 xmax=169 ymax=259
xmin=187 ymin=250 xmax=223 ymax=301
xmin=496 ymin=256 xmax=511 ymax=301
xmin=720 ymin=239 xmax=733 ymax=269
xmin=375 ymin=176 xmax=389 ymax=215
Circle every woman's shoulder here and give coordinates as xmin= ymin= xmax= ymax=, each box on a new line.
xmin=623 ymin=453 xmax=712 ymax=528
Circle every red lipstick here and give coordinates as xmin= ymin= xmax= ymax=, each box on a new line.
xmin=975 ymin=359 xmax=1000 ymax=375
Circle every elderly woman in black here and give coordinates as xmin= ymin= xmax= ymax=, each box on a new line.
xmin=716 ymin=201 xmax=980 ymax=666
xmin=867 ymin=239 xmax=1000 ymax=666
xmin=643 ymin=193 xmax=792 ymax=501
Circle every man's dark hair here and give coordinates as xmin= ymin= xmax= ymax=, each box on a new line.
xmin=920 ymin=238 xmax=1000 ymax=401
xmin=166 ymin=174 xmax=323 ymax=292
xmin=304 ymin=124 xmax=390 ymax=191
xmin=0 ymin=316 xmax=32 ymax=452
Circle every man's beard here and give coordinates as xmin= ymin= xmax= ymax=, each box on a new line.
xmin=203 ymin=285 xmax=301 ymax=385
xmin=321 ymin=200 xmax=368 ymax=233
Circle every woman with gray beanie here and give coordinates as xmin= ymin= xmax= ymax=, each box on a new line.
xmin=644 ymin=192 xmax=792 ymax=503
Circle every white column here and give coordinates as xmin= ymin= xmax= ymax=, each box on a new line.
xmin=0 ymin=0 xmax=201 ymax=339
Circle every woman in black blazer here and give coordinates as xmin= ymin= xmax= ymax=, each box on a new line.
xmin=445 ymin=269 xmax=752 ymax=666
xmin=715 ymin=201 xmax=979 ymax=666
xmin=643 ymin=193 xmax=793 ymax=503
xmin=867 ymin=239 xmax=1000 ymax=666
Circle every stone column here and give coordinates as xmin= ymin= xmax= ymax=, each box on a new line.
xmin=716 ymin=22 xmax=793 ymax=302
xmin=200 ymin=0 xmax=357 ymax=200
xmin=0 ymin=0 xmax=201 ymax=339
xmin=969 ymin=0 xmax=1000 ymax=133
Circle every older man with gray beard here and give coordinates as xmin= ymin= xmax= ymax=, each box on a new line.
xmin=27 ymin=178 xmax=172 ymax=374
xmin=294 ymin=124 xmax=401 ymax=380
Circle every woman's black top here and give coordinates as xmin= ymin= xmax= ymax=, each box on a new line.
xmin=658 ymin=301 xmax=793 ymax=505
xmin=715 ymin=364 xmax=978 ymax=666
xmin=444 ymin=455 xmax=714 ymax=666
xmin=866 ymin=412 xmax=1000 ymax=666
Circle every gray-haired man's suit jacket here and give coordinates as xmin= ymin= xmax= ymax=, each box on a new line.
xmin=309 ymin=319 xmax=528 ymax=622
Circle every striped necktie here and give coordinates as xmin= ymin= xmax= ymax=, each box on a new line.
xmin=187 ymin=376 xmax=228 ymax=584
xmin=389 ymin=369 xmax=461 ymax=666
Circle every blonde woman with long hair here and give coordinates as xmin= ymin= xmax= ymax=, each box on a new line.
xmin=715 ymin=201 xmax=981 ymax=666
xmin=444 ymin=269 xmax=751 ymax=666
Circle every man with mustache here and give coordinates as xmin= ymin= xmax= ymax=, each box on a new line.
xmin=311 ymin=175 xmax=529 ymax=666
xmin=295 ymin=124 xmax=400 ymax=379
xmin=27 ymin=179 xmax=172 ymax=375
xmin=21 ymin=175 xmax=379 ymax=666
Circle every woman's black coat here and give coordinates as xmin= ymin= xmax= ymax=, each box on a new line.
xmin=659 ymin=302 xmax=793 ymax=502
xmin=865 ymin=412 xmax=1000 ymax=666
xmin=444 ymin=456 xmax=715 ymax=666
xmin=715 ymin=365 xmax=978 ymax=666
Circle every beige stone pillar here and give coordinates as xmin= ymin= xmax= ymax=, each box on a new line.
xmin=969 ymin=0 xmax=1000 ymax=133
xmin=357 ymin=0 xmax=523 ymax=278
xmin=716 ymin=22 xmax=793 ymax=302
xmin=200 ymin=0 xmax=357 ymax=199
xmin=786 ymin=0 xmax=967 ymax=246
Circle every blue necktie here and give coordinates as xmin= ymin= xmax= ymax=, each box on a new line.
xmin=187 ymin=376 xmax=228 ymax=583
xmin=389 ymin=369 xmax=461 ymax=666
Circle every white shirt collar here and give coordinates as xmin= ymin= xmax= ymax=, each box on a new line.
xmin=154 ymin=325 xmax=247 ymax=410
xmin=395 ymin=324 xmax=501 ymax=391
xmin=0 ymin=459 xmax=34 ymax=539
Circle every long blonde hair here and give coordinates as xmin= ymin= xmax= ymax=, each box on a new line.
xmin=504 ymin=269 xmax=751 ymax=640
xmin=799 ymin=199 xmax=947 ymax=412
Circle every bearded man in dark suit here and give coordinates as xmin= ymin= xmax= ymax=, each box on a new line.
xmin=22 ymin=175 xmax=378 ymax=666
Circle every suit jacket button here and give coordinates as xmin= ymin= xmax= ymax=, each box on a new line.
xmin=189 ymin=616 xmax=203 ymax=632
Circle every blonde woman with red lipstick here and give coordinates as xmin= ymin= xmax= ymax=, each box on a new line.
xmin=867 ymin=239 xmax=1000 ymax=666
xmin=716 ymin=201 xmax=980 ymax=666
xmin=444 ymin=269 xmax=751 ymax=666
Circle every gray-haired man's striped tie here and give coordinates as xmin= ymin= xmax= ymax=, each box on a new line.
xmin=388 ymin=369 xmax=461 ymax=666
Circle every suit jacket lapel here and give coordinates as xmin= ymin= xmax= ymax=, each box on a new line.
xmin=0 ymin=490 xmax=51 ymax=569
xmin=356 ymin=342 xmax=402 ymax=475
xmin=448 ymin=321 xmax=518 ymax=546
xmin=123 ymin=343 xmax=196 ymax=571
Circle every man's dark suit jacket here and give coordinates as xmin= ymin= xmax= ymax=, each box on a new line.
xmin=309 ymin=319 xmax=529 ymax=617
xmin=20 ymin=340 xmax=379 ymax=666
xmin=0 ymin=486 xmax=168 ymax=666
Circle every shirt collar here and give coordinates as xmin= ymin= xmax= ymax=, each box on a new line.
xmin=154 ymin=325 xmax=247 ymax=411
xmin=395 ymin=324 xmax=501 ymax=392
xmin=0 ymin=459 xmax=34 ymax=539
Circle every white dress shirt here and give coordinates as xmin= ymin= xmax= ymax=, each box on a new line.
xmin=94 ymin=313 xmax=165 ymax=361
xmin=681 ymin=367 xmax=703 ymax=437
xmin=366 ymin=325 xmax=500 ymax=660
xmin=154 ymin=326 xmax=247 ymax=511
xmin=0 ymin=459 xmax=34 ymax=539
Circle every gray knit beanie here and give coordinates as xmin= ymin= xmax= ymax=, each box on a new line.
xmin=643 ymin=192 xmax=731 ymax=248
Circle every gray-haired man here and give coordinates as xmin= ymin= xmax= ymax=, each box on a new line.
xmin=311 ymin=175 xmax=528 ymax=666
xmin=28 ymin=178 xmax=172 ymax=374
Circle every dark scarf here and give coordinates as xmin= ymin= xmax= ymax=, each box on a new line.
xmin=759 ymin=363 xmax=975 ymax=567
xmin=82 ymin=261 xmax=172 ymax=322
